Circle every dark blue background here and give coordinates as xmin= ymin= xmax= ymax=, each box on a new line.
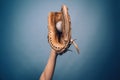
xmin=0 ymin=0 xmax=119 ymax=80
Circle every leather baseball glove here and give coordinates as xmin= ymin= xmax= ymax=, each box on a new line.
xmin=48 ymin=5 xmax=79 ymax=54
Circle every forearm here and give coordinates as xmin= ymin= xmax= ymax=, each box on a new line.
xmin=40 ymin=49 xmax=57 ymax=80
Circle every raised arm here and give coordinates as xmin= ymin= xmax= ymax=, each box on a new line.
xmin=40 ymin=49 xmax=57 ymax=80
xmin=40 ymin=4 xmax=79 ymax=80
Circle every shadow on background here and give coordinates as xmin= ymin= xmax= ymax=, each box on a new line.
xmin=0 ymin=0 xmax=119 ymax=80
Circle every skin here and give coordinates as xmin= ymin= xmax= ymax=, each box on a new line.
xmin=40 ymin=49 xmax=58 ymax=80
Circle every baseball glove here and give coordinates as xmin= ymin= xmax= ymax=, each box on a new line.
xmin=48 ymin=5 xmax=79 ymax=54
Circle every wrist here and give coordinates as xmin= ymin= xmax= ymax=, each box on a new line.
xmin=51 ymin=49 xmax=58 ymax=57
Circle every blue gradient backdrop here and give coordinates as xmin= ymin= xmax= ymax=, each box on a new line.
xmin=0 ymin=0 xmax=119 ymax=80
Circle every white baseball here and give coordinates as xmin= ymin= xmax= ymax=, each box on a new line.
xmin=56 ymin=21 xmax=62 ymax=32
